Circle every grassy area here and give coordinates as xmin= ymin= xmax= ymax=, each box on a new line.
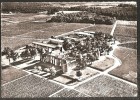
xmin=114 ymin=25 xmax=137 ymax=38
xmin=109 ymin=47 xmax=137 ymax=83
xmin=51 ymin=88 xmax=89 ymax=97
xmin=78 ymin=24 xmax=113 ymax=34
xmin=1 ymin=36 xmax=38 ymax=51
xmin=1 ymin=74 xmax=64 ymax=98
xmin=118 ymin=42 xmax=137 ymax=49
xmin=1 ymin=67 xmax=28 ymax=85
xmin=19 ymin=23 xmax=90 ymax=39
xmin=75 ymin=75 xmax=137 ymax=97
xmin=90 ymin=57 xmax=114 ymax=71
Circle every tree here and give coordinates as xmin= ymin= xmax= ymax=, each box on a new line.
xmin=2 ymin=47 xmax=12 ymax=64
xmin=10 ymin=50 xmax=19 ymax=62
xmin=2 ymin=47 xmax=19 ymax=64
xmin=20 ymin=49 xmax=31 ymax=59
xmin=36 ymin=48 xmax=43 ymax=61
xmin=76 ymin=70 xmax=82 ymax=80
xmin=30 ymin=48 xmax=36 ymax=59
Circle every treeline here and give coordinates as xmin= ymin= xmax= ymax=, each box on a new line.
xmin=65 ymin=5 xmax=136 ymax=21
xmin=2 ymin=3 xmax=137 ymax=21
xmin=49 ymin=12 xmax=116 ymax=25
xmin=1 ymin=2 xmax=60 ymax=13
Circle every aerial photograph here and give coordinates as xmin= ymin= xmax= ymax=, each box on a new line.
xmin=1 ymin=1 xmax=137 ymax=98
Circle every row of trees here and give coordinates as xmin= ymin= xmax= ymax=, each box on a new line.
xmin=2 ymin=45 xmax=38 ymax=64
xmin=49 ymin=11 xmax=116 ymax=25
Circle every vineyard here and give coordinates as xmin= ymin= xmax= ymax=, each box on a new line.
xmin=1 ymin=2 xmax=137 ymax=97
xmin=75 ymin=75 xmax=137 ymax=97
xmin=109 ymin=47 xmax=137 ymax=83
xmin=1 ymin=22 xmax=63 ymax=37
xmin=78 ymin=24 xmax=113 ymax=34
xmin=1 ymin=67 xmax=28 ymax=85
xmin=1 ymin=74 xmax=64 ymax=98
xmin=114 ymin=25 xmax=137 ymax=38
xmin=19 ymin=23 xmax=90 ymax=39
xmin=1 ymin=36 xmax=37 ymax=51
xmin=51 ymin=88 xmax=89 ymax=97
xmin=118 ymin=42 xmax=137 ymax=49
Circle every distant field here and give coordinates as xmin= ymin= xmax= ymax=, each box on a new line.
xmin=1 ymin=36 xmax=38 ymax=51
xmin=118 ymin=42 xmax=137 ymax=49
xmin=1 ymin=13 xmax=36 ymax=18
xmin=1 ymin=67 xmax=28 ymax=85
xmin=109 ymin=47 xmax=137 ymax=83
xmin=19 ymin=23 xmax=90 ymax=39
xmin=1 ymin=74 xmax=64 ymax=98
xmin=1 ymin=22 xmax=63 ymax=37
xmin=114 ymin=25 xmax=137 ymax=38
xmin=78 ymin=24 xmax=113 ymax=34
xmin=75 ymin=75 xmax=137 ymax=97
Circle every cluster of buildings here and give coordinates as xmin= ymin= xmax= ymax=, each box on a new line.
xmin=31 ymin=31 xmax=115 ymax=74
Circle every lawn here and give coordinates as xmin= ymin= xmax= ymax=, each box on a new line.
xmin=51 ymin=88 xmax=89 ymax=97
xmin=75 ymin=75 xmax=137 ymax=97
xmin=109 ymin=47 xmax=137 ymax=83
xmin=1 ymin=74 xmax=64 ymax=98
xmin=90 ymin=57 xmax=114 ymax=71
xmin=114 ymin=25 xmax=137 ymax=38
xmin=78 ymin=24 xmax=113 ymax=34
xmin=1 ymin=67 xmax=28 ymax=85
xmin=1 ymin=36 xmax=38 ymax=51
xmin=62 ymin=67 xmax=99 ymax=83
xmin=118 ymin=42 xmax=137 ymax=49
xmin=19 ymin=23 xmax=90 ymax=39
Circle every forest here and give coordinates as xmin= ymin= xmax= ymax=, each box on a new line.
xmin=2 ymin=3 xmax=137 ymax=21
xmin=49 ymin=11 xmax=116 ymax=25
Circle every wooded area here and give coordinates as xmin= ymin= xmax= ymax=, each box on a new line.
xmin=2 ymin=3 xmax=136 ymax=21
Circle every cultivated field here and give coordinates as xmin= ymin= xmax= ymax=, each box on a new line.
xmin=118 ymin=42 xmax=137 ymax=49
xmin=1 ymin=22 xmax=63 ymax=37
xmin=18 ymin=23 xmax=90 ymax=39
xmin=117 ymin=20 xmax=137 ymax=27
xmin=1 ymin=13 xmax=92 ymax=50
xmin=114 ymin=25 xmax=137 ymax=38
xmin=51 ymin=88 xmax=89 ymax=97
xmin=1 ymin=36 xmax=37 ymax=51
xmin=109 ymin=47 xmax=137 ymax=83
xmin=78 ymin=24 xmax=113 ymax=34
xmin=1 ymin=12 xmax=137 ymax=97
xmin=1 ymin=67 xmax=28 ymax=85
xmin=115 ymin=36 xmax=137 ymax=43
xmin=1 ymin=74 xmax=64 ymax=98
xmin=75 ymin=75 xmax=137 ymax=97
